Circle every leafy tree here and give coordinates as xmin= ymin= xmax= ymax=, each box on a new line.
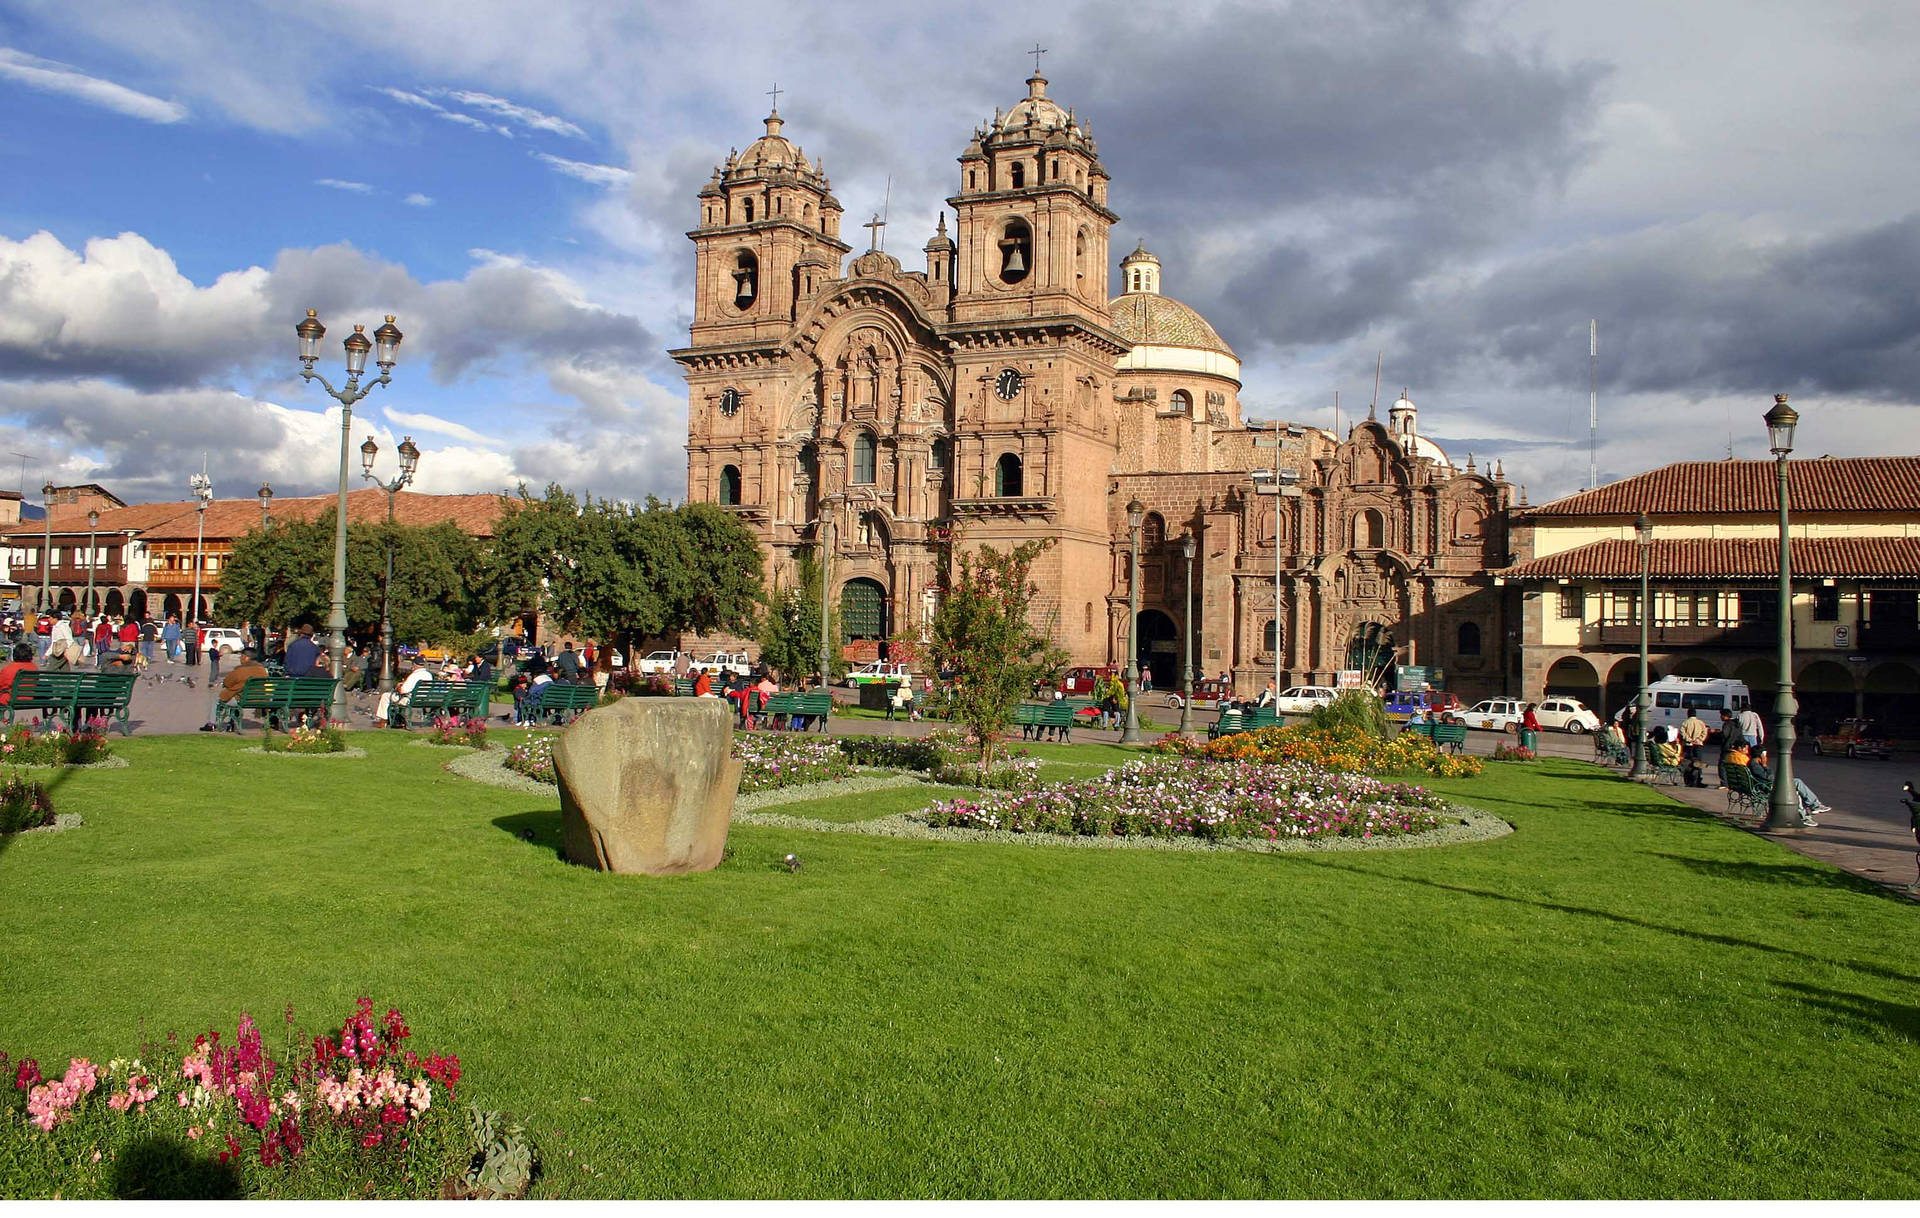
xmin=476 ymin=484 xmax=588 ymax=631
xmin=923 ymin=534 xmax=1067 ymax=763
xmin=756 ymin=552 xmax=844 ymax=687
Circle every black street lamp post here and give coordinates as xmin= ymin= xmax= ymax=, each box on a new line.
xmin=1763 ymin=394 xmax=1802 ymax=831
xmin=1628 ymin=512 xmax=1653 ymax=778
xmin=361 ymin=435 xmax=421 ymax=694
xmin=1179 ymin=531 xmax=1197 ymax=735
xmin=1121 ymin=499 xmax=1146 ymax=745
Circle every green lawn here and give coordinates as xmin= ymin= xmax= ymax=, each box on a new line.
xmin=1 ymin=734 xmax=1914 ymax=1198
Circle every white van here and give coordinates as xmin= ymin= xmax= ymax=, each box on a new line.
xmin=1615 ymin=676 xmax=1752 ymax=736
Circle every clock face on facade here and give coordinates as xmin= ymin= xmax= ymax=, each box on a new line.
xmin=995 ymin=368 xmax=1024 ymax=400
xmin=719 ymin=387 xmax=742 ymax=417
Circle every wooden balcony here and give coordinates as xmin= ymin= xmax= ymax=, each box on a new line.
xmin=9 ymin=562 xmax=129 ymax=587
xmin=1595 ymin=618 xmax=1772 ymax=648
xmin=1859 ymin=620 xmax=1920 ymax=651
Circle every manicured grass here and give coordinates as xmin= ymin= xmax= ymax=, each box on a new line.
xmin=1 ymin=735 xmax=1916 ymax=1198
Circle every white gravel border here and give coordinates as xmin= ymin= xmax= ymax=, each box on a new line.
xmin=16 ymin=754 xmax=130 ymax=771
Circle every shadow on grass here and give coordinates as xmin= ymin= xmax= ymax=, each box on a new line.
xmin=1650 ymin=852 xmax=1893 ymax=897
xmin=1301 ymin=857 xmax=1920 ymax=986
xmin=0 ymin=756 xmax=85 ymax=863
xmin=111 ymin=1135 xmax=242 ymax=1199
xmin=492 ymin=809 xmax=563 ymax=854
xmin=1773 ymin=980 xmax=1920 ymax=1046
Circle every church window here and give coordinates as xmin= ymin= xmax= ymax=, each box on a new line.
xmin=732 ymin=251 xmax=759 ymax=309
xmin=930 ymin=437 xmax=949 ymax=471
xmin=1010 ymin=162 xmax=1025 ymax=189
xmin=852 ymin=433 xmax=877 ymax=484
xmin=744 ymin=197 xmax=755 ymax=222
xmin=1263 ymin=620 xmax=1279 ymax=653
xmin=718 ymin=465 xmax=741 ymax=506
xmin=995 ymin=452 xmax=1023 ymax=497
xmin=775 ymin=195 xmax=783 ymax=214
xmin=1131 ymin=270 xmax=1142 ymax=291
xmin=804 ymin=202 xmax=813 ymax=217
xmin=1355 ymin=508 xmax=1385 ymax=549
xmin=1457 ymin=621 xmax=1482 ymax=656
xmin=1171 ymin=389 xmax=1193 ymax=415
xmin=969 ymin=168 xmax=977 ymax=190
xmin=1142 ymin=512 xmax=1165 ymax=548
xmin=998 ymin=218 xmax=1032 ymax=285
xmin=1051 ymin=158 xmax=1060 ymax=179
xmin=1075 ymin=228 xmax=1088 ymax=286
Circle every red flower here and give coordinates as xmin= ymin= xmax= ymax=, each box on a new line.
xmin=218 ymin=1134 xmax=244 ymax=1164
xmin=361 ymin=1131 xmax=384 ymax=1149
xmin=13 ymin=1058 xmax=40 ymax=1090
xmin=236 ymin=1084 xmax=273 ymax=1131
xmin=277 ymin=1116 xmax=304 ymax=1159
xmin=380 ymin=1103 xmax=407 ymax=1126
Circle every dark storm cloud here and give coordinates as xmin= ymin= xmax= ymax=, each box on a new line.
xmin=1400 ymin=212 xmax=1920 ymax=401
xmin=1064 ymin=0 xmax=1606 ymax=351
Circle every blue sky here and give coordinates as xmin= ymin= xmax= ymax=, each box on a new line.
xmin=1 ymin=0 xmax=1917 ymax=507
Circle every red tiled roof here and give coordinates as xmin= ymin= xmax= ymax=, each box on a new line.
xmin=1523 ymin=457 xmax=1920 ymax=517
xmin=1 ymin=489 xmax=513 ymax=541
xmin=1505 ymin=536 xmax=1920 ymax=580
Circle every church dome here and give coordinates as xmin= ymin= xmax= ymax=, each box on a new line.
xmin=731 ymin=111 xmax=815 ymax=176
xmin=999 ymin=74 xmax=1073 ymax=136
xmin=1108 ymin=292 xmax=1236 ymax=357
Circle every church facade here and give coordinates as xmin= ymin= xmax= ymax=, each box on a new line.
xmin=673 ymin=72 xmax=1517 ymax=700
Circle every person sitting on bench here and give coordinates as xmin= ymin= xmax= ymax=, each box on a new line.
xmin=210 ymin=648 xmax=270 ymax=731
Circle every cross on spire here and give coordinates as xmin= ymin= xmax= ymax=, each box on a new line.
xmin=765 ymin=82 xmax=783 ymax=111
xmin=1029 ymin=43 xmax=1048 ymax=74
xmin=862 ymin=213 xmax=886 ymax=252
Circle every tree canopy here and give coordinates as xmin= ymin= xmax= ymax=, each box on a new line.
xmin=921 ymin=534 xmax=1067 ymax=762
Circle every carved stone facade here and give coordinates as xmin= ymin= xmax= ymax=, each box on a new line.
xmin=675 ymin=74 xmax=1516 ymax=698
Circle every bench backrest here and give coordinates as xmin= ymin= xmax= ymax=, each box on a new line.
xmin=15 ymin=670 xmax=135 ymax=697
xmin=237 ymin=676 xmax=337 ymax=704
xmin=539 ymin=683 xmax=599 ymax=707
xmin=1039 ymin=703 xmax=1078 ymax=725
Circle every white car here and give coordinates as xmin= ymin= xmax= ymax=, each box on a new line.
xmin=1534 ymin=696 xmax=1601 ymax=734
xmin=845 ymin=661 xmax=912 ymax=688
xmin=635 ymin=650 xmax=681 ymax=675
xmin=203 ymin=627 xmax=249 ymax=657
xmin=1463 ymin=699 xmax=1526 ymax=733
xmin=1274 ymin=685 xmax=1339 ymax=714
xmin=695 ymin=651 xmax=752 ymax=677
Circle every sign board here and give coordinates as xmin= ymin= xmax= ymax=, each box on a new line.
xmin=1832 ymin=625 xmax=1850 ymax=648
xmin=1336 ymin=669 xmax=1366 ymax=689
xmin=1395 ymin=665 xmax=1431 ymax=692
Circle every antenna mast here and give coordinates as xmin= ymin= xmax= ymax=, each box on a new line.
xmin=1588 ymin=320 xmax=1598 ymax=490
xmin=1371 ymin=351 xmax=1383 ymax=417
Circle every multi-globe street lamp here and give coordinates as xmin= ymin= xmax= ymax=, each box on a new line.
xmin=1628 ymin=512 xmax=1653 ymax=778
xmin=258 ymin=483 xmax=273 ymax=530
xmin=189 ymin=469 xmax=213 ymax=631
xmin=361 ymin=434 xmax=421 ymax=693
xmin=1179 ymin=530 xmax=1197 ymax=736
xmin=296 ymin=310 xmax=403 ymax=721
xmin=1762 ymin=393 xmax=1802 ymax=831
xmin=1120 ymin=498 xmax=1146 ymax=745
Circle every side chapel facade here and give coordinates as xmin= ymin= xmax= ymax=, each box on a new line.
xmin=673 ymin=72 xmax=1517 ymax=700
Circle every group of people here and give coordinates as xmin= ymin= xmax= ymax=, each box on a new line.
xmin=7 ymin=609 xmax=210 ymax=669
xmin=1608 ymin=702 xmax=1830 ymax=826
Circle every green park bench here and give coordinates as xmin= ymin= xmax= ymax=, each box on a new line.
xmin=526 ymin=681 xmax=599 ymax=726
xmin=1593 ymin=736 xmax=1631 ymax=767
xmin=1640 ymin=740 xmax=1683 ymax=785
xmin=402 ymin=679 xmax=491 ymax=727
xmin=214 ymin=676 xmax=339 ymax=734
xmin=1722 ymin=761 xmax=1771 ymax=817
xmin=3 ymin=670 xmax=138 ymax=736
xmin=763 ymin=692 xmax=832 ymax=732
xmin=1014 ymin=701 xmax=1081 ymax=742
xmin=1401 ymin=721 xmax=1469 ymax=753
xmin=673 ymin=677 xmax=698 ymax=697
xmin=1208 ymin=709 xmax=1244 ymax=739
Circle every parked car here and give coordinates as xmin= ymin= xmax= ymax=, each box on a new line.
xmin=695 ymin=651 xmax=752 ymax=677
xmin=1166 ymin=677 xmax=1232 ymax=710
xmin=1275 ymin=685 xmax=1340 ymax=715
xmin=203 ymin=627 xmax=249 ymax=657
xmin=1534 ymin=696 xmax=1602 ymax=734
xmin=1059 ymin=665 xmax=1119 ymax=696
xmin=1463 ymin=698 xmax=1528 ymax=733
xmin=635 ymin=650 xmax=681 ymax=675
xmin=1812 ymin=718 xmax=1893 ymax=759
xmin=845 ymin=660 xmax=912 ymax=688
xmin=1383 ymin=690 xmax=1462 ymax=720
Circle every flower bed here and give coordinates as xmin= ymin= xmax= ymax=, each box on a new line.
xmin=1159 ymin=724 xmax=1484 ymax=778
xmin=733 ymin=733 xmax=852 ymax=793
xmin=923 ymin=756 xmax=1450 ymax=841
xmin=0 ymin=772 xmax=54 ymax=835
xmin=428 ymin=716 xmax=489 ymax=749
xmin=1 ymin=722 xmax=112 ymax=768
xmin=1491 ymin=743 xmax=1538 ymax=762
xmin=261 ymin=721 xmax=349 ymax=755
xmin=835 ymin=735 xmax=941 ymax=772
xmin=0 ymin=998 xmax=536 ymax=1200
xmin=503 ymin=735 xmax=556 ymax=784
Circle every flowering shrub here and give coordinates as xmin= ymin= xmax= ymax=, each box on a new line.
xmin=504 ymin=735 xmax=556 ymax=784
xmin=429 ymin=716 xmax=489 ymax=749
xmin=1159 ymin=724 xmax=1484 ymax=778
xmin=1491 ymin=743 xmax=1537 ymax=762
xmin=263 ymin=720 xmax=348 ymax=755
xmin=0 ymin=998 xmax=516 ymax=1199
xmin=930 ymin=756 xmax=1042 ymax=790
xmin=733 ymin=733 xmax=852 ymax=793
xmin=835 ymin=735 xmax=941 ymax=772
xmin=924 ymin=756 xmax=1449 ymax=841
xmin=0 ymin=721 xmax=111 ymax=767
xmin=0 ymin=772 xmax=54 ymax=835
xmin=607 ymin=671 xmax=673 ymax=698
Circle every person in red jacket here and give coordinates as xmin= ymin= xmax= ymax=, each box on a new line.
xmin=0 ymin=642 xmax=35 ymax=705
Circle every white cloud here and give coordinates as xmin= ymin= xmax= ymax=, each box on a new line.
xmin=534 ymin=152 xmax=633 ymax=188
xmin=403 ymin=193 xmax=435 ymax=207
xmin=316 ymin=178 xmax=373 ymax=194
xmin=0 ymin=46 xmax=186 ymax=124
xmin=370 ymin=85 xmax=443 ymax=113
xmin=439 ymin=89 xmax=587 ymax=139
xmin=383 ymin=408 xmax=500 ymax=448
xmin=435 ymin=111 xmax=494 ymax=133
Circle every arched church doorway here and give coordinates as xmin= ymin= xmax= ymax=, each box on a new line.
xmin=1136 ymin=609 xmax=1178 ymax=690
xmin=840 ymin=577 xmax=889 ymax=660
xmin=1345 ymin=622 xmax=1396 ymax=679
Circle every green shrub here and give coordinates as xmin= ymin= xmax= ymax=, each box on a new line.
xmin=0 ymin=773 xmax=53 ymax=835
xmin=1306 ymin=689 xmax=1393 ymax=740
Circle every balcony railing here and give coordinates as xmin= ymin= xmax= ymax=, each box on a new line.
xmin=1595 ymin=617 xmax=1773 ymax=647
xmin=9 ymin=563 xmax=130 ymax=586
xmin=1859 ymin=620 xmax=1920 ymax=651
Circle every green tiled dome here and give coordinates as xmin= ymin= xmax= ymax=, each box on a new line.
xmin=1106 ymin=292 xmax=1236 ymax=358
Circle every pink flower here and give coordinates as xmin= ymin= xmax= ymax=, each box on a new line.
xmin=187 ymin=1126 xmax=202 ymax=1140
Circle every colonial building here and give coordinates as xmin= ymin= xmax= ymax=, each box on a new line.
xmin=1503 ymin=456 xmax=1920 ymax=735
xmin=675 ymin=72 xmax=1515 ymax=698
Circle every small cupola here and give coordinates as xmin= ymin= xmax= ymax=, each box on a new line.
xmin=1120 ymin=241 xmax=1160 ymax=295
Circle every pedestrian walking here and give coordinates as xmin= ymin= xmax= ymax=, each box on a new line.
xmin=184 ymin=621 xmax=201 ymax=667
xmin=1737 ymin=702 xmax=1766 ymax=751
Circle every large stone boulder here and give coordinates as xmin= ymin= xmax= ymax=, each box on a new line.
xmin=555 ymin=696 xmax=741 ymax=875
